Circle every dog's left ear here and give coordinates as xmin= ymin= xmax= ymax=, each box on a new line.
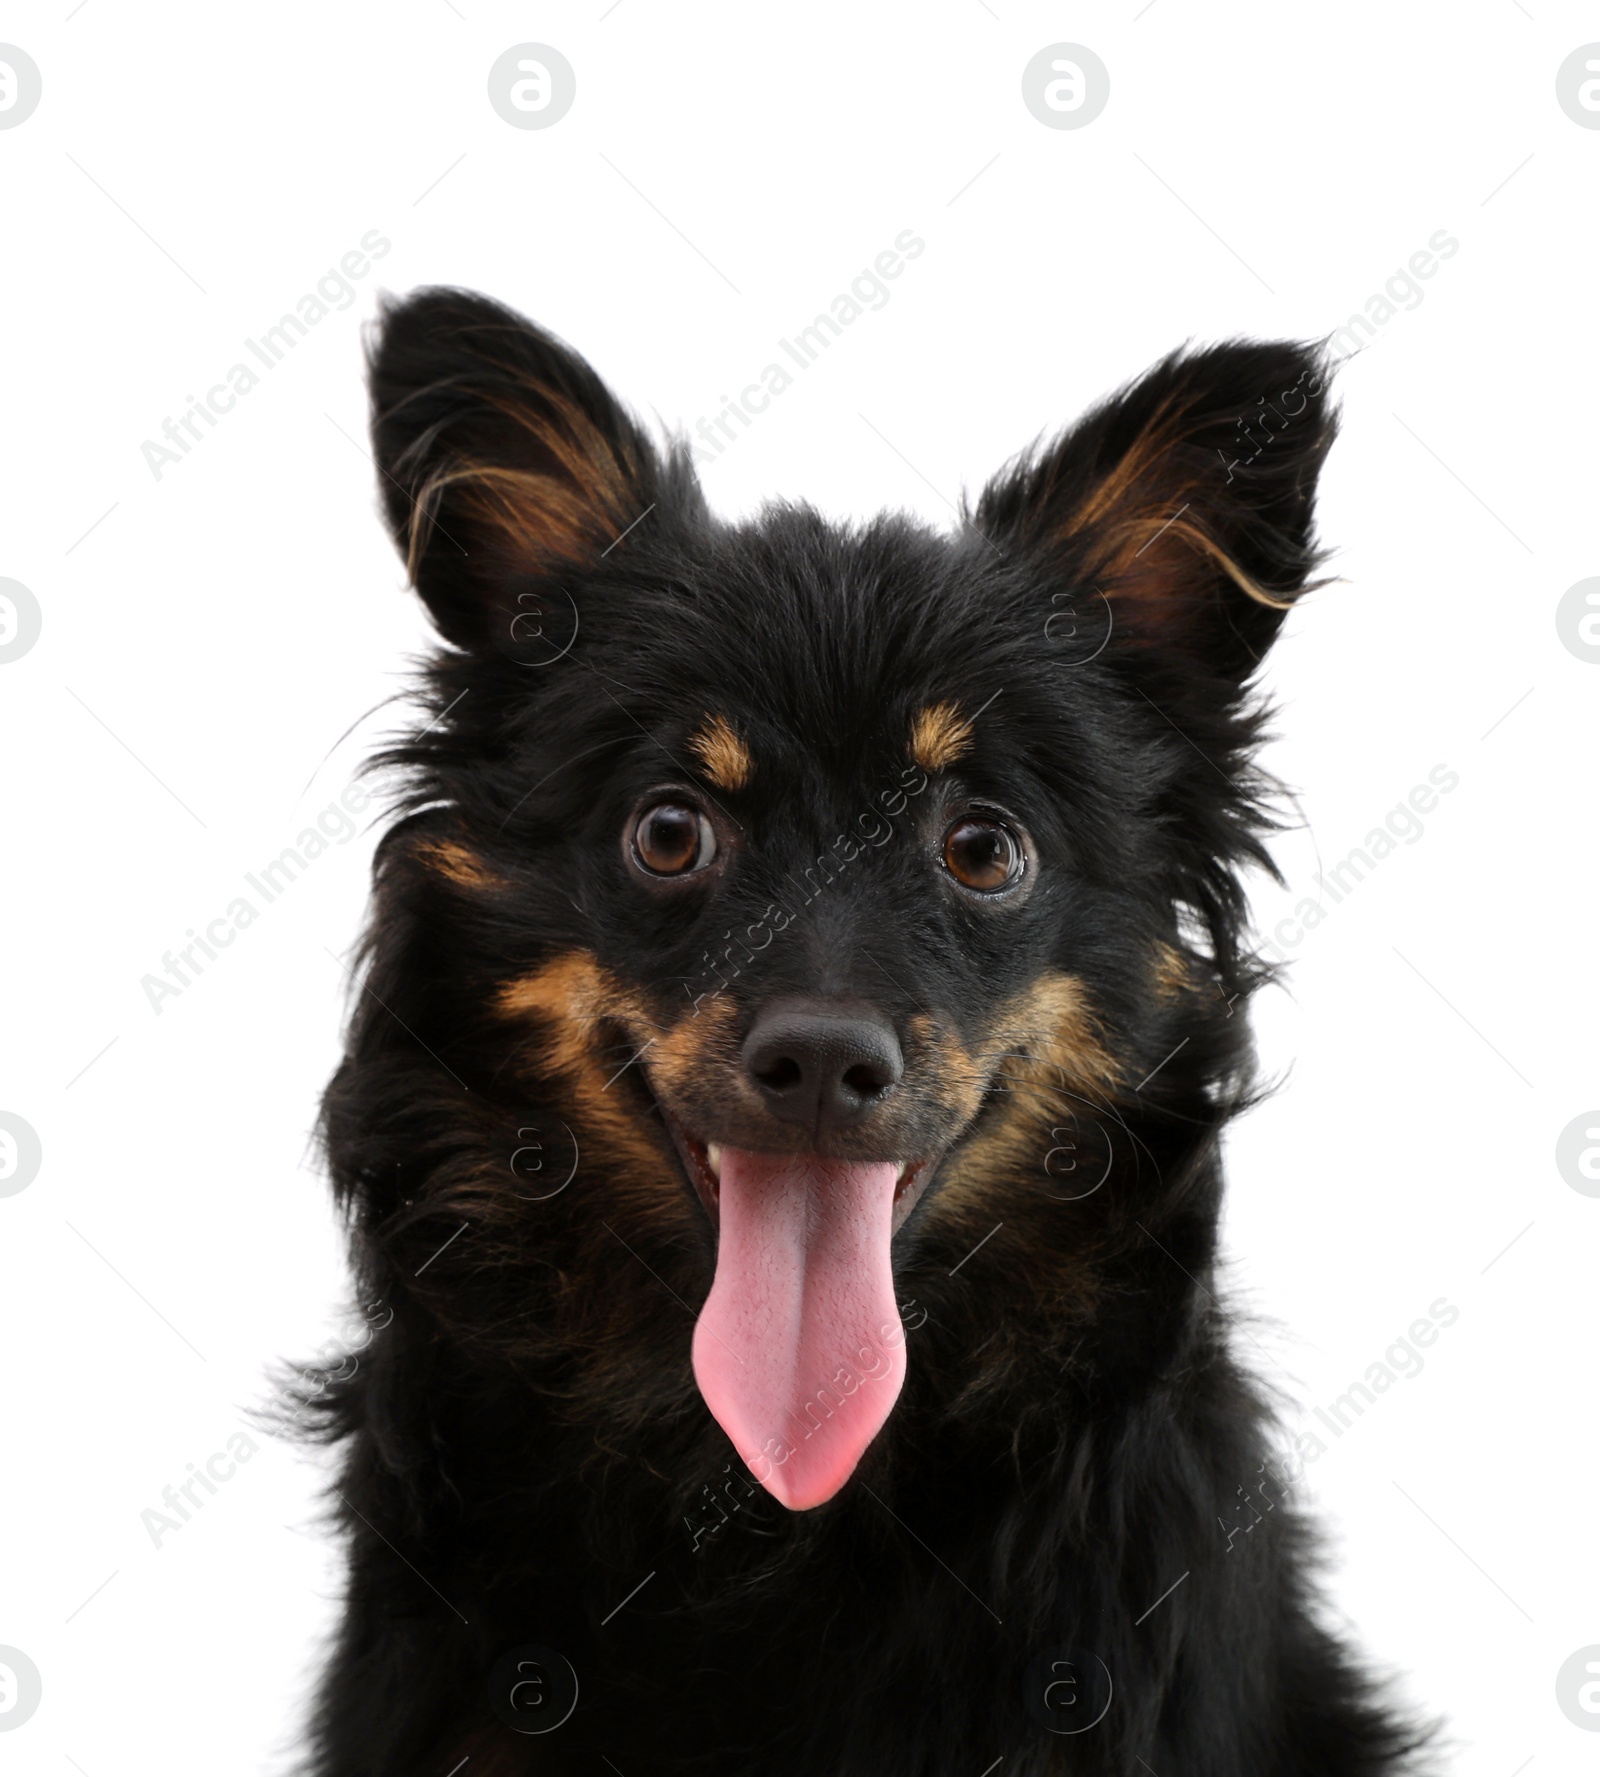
xmin=976 ymin=341 xmax=1336 ymax=685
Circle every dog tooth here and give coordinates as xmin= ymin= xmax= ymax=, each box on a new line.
xmin=706 ymin=1142 xmax=722 ymax=1181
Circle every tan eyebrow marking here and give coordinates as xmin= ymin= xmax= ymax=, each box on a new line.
xmin=909 ymin=701 xmax=974 ymax=772
xmin=686 ymin=713 xmax=753 ymax=791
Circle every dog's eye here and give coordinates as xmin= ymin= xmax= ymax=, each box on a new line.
xmin=633 ymin=803 xmax=717 ymax=876
xmin=942 ymin=817 xmax=1023 ymax=893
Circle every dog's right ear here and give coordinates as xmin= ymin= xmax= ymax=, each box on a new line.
xmin=367 ymin=288 xmax=658 ymax=653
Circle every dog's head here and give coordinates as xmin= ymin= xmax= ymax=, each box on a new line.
xmin=339 ymin=290 xmax=1335 ymax=1511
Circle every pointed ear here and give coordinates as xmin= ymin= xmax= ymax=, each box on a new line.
xmin=976 ymin=341 xmax=1337 ymax=685
xmin=366 ymin=288 xmax=658 ymax=652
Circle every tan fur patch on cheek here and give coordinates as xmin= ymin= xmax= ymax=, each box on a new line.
xmin=1152 ymin=942 xmax=1192 ymax=1000
xmin=686 ymin=714 xmax=753 ymax=792
xmin=646 ymin=993 xmax=743 ymax=1101
xmin=906 ymin=1012 xmax=990 ymax=1127
xmin=939 ymin=972 xmax=1126 ymax=1197
xmin=909 ymin=702 xmax=974 ymax=773
xmin=495 ymin=951 xmax=670 ymax=1184
xmin=987 ymin=973 xmax=1124 ymax=1097
xmin=416 ymin=838 xmax=505 ymax=891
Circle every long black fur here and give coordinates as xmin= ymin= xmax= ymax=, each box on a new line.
xmin=294 ymin=289 xmax=1431 ymax=1774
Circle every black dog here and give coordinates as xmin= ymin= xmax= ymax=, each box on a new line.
xmin=300 ymin=289 xmax=1427 ymax=1773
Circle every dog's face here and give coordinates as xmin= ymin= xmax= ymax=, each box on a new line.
xmin=347 ymin=292 xmax=1334 ymax=1514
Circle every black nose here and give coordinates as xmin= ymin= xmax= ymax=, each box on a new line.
xmin=742 ymin=1000 xmax=904 ymax=1136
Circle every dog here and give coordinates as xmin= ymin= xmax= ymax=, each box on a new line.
xmin=299 ymin=288 xmax=1427 ymax=1773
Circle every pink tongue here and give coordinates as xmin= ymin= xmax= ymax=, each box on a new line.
xmin=691 ymin=1149 xmax=907 ymax=1511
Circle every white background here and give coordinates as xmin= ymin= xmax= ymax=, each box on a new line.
xmin=1 ymin=3 xmax=1595 ymax=1771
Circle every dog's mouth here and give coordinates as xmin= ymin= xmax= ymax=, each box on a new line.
xmin=650 ymin=1099 xmax=952 ymax=1514
xmin=660 ymin=1107 xmax=943 ymax=1240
